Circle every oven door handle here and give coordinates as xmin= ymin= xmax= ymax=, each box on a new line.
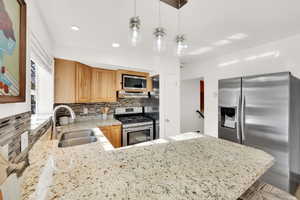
xmin=123 ymin=126 xmax=153 ymax=132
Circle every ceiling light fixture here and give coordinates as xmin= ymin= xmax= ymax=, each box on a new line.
xmin=218 ymin=59 xmax=240 ymax=67
xmin=153 ymin=0 xmax=167 ymax=53
xmin=189 ymin=46 xmax=213 ymax=55
xmin=228 ymin=33 xmax=248 ymax=40
xmin=175 ymin=0 xmax=188 ymax=56
xmin=245 ymin=51 xmax=280 ymax=61
xmin=71 ymin=26 xmax=80 ymax=31
xmin=213 ymin=40 xmax=231 ymax=47
xmin=129 ymin=0 xmax=141 ymax=46
xmin=112 ymin=43 xmax=120 ymax=48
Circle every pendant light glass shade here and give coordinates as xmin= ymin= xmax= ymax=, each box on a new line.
xmin=129 ymin=16 xmax=141 ymax=46
xmin=153 ymin=27 xmax=167 ymax=53
xmin=175 ymin=34 xmax=188 ymax=56
xmin=174 ymin=0 xmax=188 ymax=56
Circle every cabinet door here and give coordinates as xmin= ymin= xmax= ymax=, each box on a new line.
xmin=100 ymin=125 xmax=121 ymax=148
xmin=147 ymin=77 xmax=153 ymax=92
xmin=54 ymin=59 xmax=76 ymax=103
xmin=91 ymin=69 xmax=116 ymax=102
xmin=110 ymin=125 xmax=121 ymax=148
xmin=76 ymin=63 xmax=91 ymax=103
xmin=100 ymin=126 xmax=111 ymax=142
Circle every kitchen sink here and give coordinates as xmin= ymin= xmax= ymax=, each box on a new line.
xmin=58 ymin=129 xmax=97 ymax=148
xmin=61 ymin=129 xmax=95 ymax=140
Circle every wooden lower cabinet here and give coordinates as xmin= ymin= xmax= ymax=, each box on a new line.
xmin=99 ymin=125 xmax=122 ymax=148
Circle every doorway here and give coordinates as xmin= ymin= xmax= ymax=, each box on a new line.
xmin=180 ymin=78 xmax=204 ymax=133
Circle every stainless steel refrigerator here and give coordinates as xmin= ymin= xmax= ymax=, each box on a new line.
xmin=218 ymin=72 xmax=300 ymax=195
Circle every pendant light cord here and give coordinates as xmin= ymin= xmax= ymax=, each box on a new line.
xmin=134 ymin=0 xmax=137 ymax=17
xmin=177 ymin=0 xmax=181 ymax=34
xmin=158 ymin=0 xmax=161 ymax=27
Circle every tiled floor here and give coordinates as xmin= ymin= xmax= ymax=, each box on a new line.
xmin=296 ymin=188 xmax=300 ymax=200
xmin=239 ymin=182 xmax=297 ymax=200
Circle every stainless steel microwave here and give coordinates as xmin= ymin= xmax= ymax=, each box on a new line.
xmin=123 ymin=75 xmax=147 ymax=90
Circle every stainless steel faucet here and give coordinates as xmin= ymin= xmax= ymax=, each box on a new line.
xmin=52 ymin=105 xmax=76 ymax=139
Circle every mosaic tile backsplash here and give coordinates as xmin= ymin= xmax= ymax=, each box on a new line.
xmin=0 ymin=112 xmax=51 ymax=163
xmin=54 ymin=98 xmax=159 ymax=119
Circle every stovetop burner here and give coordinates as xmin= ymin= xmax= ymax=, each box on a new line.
xmin=116 ymin=116 xmax=152 ymax=124
xmin=144 ymin=113 xmax=159 ymax=121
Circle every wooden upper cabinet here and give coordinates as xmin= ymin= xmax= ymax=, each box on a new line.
xmin=147 ymin=77 xmax=153 ymax=92
xmin=55 ymin=59 xmax=151 ymax=103
xmin=54 ymin=58 xmax=76 ymax=103
xmin=76 ymin=63 xmax=91 ymax=103
xmin=91 ymin=68 xmax=116 ymax=102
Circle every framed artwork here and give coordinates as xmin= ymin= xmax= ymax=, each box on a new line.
xmin=0 ymin=0 xmax=26 ymax=103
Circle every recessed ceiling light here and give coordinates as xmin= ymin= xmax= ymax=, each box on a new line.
xmin=71 ymin=26 xmax=80 ymax=31
xmin=112 ymin=43 xmax=120 ymax=48
xmin=244 ymin=55 xmax=257 ymax=61
xmin=213 ymin=40 xmax=232 ymax=46
xmin=245 ymin=51 xmax=280 ymax=61
xmin=218 ymin=59 xmax=240 ymax=67
xmin=189 ymin=46 xmax=213 ymax=55
xmin=259 ymin=51 xmax=280 ymax=58
xmin=228 ymin=33 xmax=248 ymax=40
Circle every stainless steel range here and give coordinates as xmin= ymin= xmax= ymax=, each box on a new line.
xmin=115 ymin=107 xmax=154 ymax=146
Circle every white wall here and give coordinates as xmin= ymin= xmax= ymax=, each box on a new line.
xmin=0 ymin=0 xmax=53 ymax=119
xmin=182 ymin=34 xmax=300 ymax=137
xmin=180 ymin=79 xmax=204 ymax=133
xmin=157 ymin=57 xmax=181 ymax=138
xmin=36 ymin=65 xmax=54 ymax=114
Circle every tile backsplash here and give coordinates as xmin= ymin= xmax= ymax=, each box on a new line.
xmin=0 ymin=112 xmax=51 ymax=163
xmin=54 ymin=98 xmax=159 ymax=119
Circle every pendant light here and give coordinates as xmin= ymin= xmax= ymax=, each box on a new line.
xmin=129 ymin=0 xmax=141 ymax=46
xmin=153 ymin=0 xmax=166 ymax=53
xmin=175 ymin=0 xmax=188 ymax=56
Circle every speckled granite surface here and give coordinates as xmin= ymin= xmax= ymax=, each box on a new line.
xmin=21 ymin=121 xmax=274 ymax=200
xmin=56 ymin=118 xmax=122 ymax=132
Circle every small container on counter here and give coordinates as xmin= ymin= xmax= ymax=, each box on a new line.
xmin=102 ymin=113 xmax=107 ymax=120
xmin=59 ymin=116 xmax=69 ymax=126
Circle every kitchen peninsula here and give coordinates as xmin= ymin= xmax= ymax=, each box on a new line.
xmin=21 ymin=120 xmax=274 ymax=200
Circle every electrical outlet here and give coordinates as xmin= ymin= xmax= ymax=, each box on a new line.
xmin=0 ymin=144 xmax=9 ymax=160
xmin=21 ymin=131 xmax=29 ymax=152
xmin=83 ymin=107 xmax=88 ymax=114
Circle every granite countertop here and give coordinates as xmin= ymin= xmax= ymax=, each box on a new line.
xmin=56 ymin=118 xmax=122 ymax=132
xmin=21 ymin=120 xmax=274 ymax=200
xmin=30 ymin=114 xmax=52 ymax=131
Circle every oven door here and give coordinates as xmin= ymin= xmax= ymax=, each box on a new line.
xmin=123 ymin=75 xmax=147 ymax=90
xmin=123 ymin=125 xmax=153 ymax=146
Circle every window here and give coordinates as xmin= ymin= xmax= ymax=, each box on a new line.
xmin=31 ymin=60 xmax=37 ymax=114
xmin=30 ymin=59 xmax=53 ymax=115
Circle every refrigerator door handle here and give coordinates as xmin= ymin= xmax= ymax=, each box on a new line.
xmin=236 ymin=95 xmax=241 ymax=142
xmin=241 ymin=95 xmax=246 ymax=142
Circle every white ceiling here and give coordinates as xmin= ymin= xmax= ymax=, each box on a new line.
xmin=36 ymin=0 xmax=300 ymax=67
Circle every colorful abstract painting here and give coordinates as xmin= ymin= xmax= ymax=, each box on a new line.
xmin=0 ymin=0 xmax=26 ymax=103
